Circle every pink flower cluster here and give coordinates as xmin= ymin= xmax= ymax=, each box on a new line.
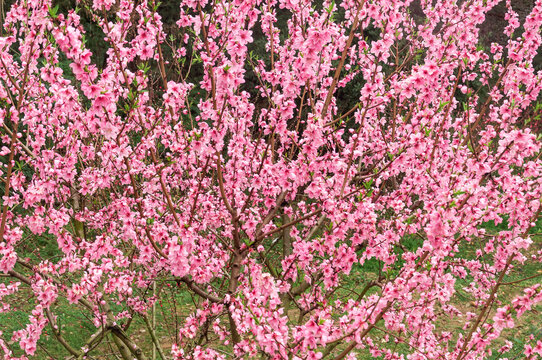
xmin=0 ymin=0 xmax=541 ymax=358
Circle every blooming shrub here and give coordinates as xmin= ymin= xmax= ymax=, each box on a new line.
xmin=0 ymin=0 xmax=542 ymax=359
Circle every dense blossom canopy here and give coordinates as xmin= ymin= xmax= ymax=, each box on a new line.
xmin=0 ymin=0 xmax=542 ymax=359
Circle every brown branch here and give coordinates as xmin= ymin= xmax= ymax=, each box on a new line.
xmin=321 ymin=0 xmax=366 ymax=118
xmin=332 ymin=302 xmax=393 ymax=360
xmin=110 ymin=325 xmax=148 ymax=360
xmin=0 ymin=35 xmax=37 ymax=242
xmin=44 ymin=308 xmax=82 ymax=357
xmin=142 ymin=313 xmax=167 ymax=360
xmin=177 ymin=276 xmax=222 ymax=303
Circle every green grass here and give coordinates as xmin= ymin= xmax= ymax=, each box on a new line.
xmin=2 ymin=216 xmax=541 ymax=359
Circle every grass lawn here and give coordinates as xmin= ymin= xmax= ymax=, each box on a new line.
xmin=1 ymin=218 xmax=541 ymax=359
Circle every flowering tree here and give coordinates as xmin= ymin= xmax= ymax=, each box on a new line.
xmin=1 ymin=0 xmax=542 ymax=358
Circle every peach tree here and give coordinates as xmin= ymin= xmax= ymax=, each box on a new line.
xmin=1 ymin=0 xmax=542 ymax=359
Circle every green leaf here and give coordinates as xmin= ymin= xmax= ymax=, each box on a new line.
xmin=137 ymin=62 xmax=151 ymax=74
xmin=438 ymin=101 xmax=450 ymax=112
xmin=49 ymin=5 xmax=59 ymax=17
xmin=453 ymin=190 xmax=466 ymax=197
xmin=326 ymin=0 xmax=335 ymax=13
